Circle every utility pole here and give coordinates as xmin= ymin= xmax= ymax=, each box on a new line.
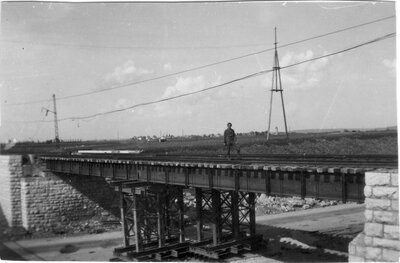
xmin=267 ymin=27 xmax=289 ymax=141
xmin=42 ymin=94 xmax=60 ymax=143
xmin=52 ymin=94 xmax=60 ymax=143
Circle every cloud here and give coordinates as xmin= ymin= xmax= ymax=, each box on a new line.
xmin=162 ymin=76 xmax=207 ymax=98
xmin=264 ymin=50 xmax=330 ymax=90
xmin=163 ymin=63 xmax=172 ymax=71
xmin=155 ymin=75 xmax=222 ymax=118
xmin=114 ymin=98 xmax=145 ymax=115
xmin=318 ymin=2 xmax=368 ymax=10
xmin=115 ymin=98 xmax=131 ymax=110
xmin=382 ymin=58 xmax=396 ymax=77
xmin=104 ymin=60 xmax=153 ymax=86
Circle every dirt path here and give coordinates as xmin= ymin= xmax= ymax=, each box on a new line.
xmin=0 ymin=204 xmax=364 ymax=262
xmin=251 ymin=203 xmax=364 ymax=262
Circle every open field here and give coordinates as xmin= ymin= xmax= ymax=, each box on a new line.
xmin=1 ymin=129 xmax=395 ymax=261
xmin=1 ymin=129 xmax=397 ymax=156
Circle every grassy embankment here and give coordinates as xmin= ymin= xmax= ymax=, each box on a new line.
xmin=1 ymin=129 xmax=397 ymax=156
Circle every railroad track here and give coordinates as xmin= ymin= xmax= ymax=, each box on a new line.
xmin=46 ymin=152 xmax=398 ymax=169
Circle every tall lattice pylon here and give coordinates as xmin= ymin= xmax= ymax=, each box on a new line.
xmin=266 ymin=27 xmax=289 ymax=141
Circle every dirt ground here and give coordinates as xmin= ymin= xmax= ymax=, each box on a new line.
xmin=252 ymin=203 xmax=364 ymax=262
xmin=0 ymin=203 xmax=364 ymax=262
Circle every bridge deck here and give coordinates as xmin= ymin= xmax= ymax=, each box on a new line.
xmin=39 ymin=154 xmax=391 ymax=202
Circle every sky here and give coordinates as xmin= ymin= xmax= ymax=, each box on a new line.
xmin=0 ymin=1 xmax=397 ymax=142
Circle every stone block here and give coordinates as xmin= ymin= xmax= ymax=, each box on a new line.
xmin=364 ymin=186 xmax=373 ymax=198
xmin=365 ymin=246 xmax=382 ymax=260
xmin=392 ymin=200 xmax=399 ymax=211
xmin=356 ymin=244 xmax=367 ymax=257
xmin=365 ymin=222 xmax=383 ymax=237
xmin=382 ymin=248 xmax=399 ymax=262
xmin=391 ymin=173 xmax=398 ymax=186
xmin=364 ymin=236 xmax=373 ymax=246
xmin=373 ymin=237 xmax=400 ymax=250
xmin=374 ymin=210 xmax=399 ymax=225
xmin=366 ymin=198 xmax=391 ymax=210
xmin=348 ymin=242 xmax=356 ymax=255
xmin=349 ymin=255 xmax=365 ymax=262
xmin=366 ymin=172 xmax=391 ymax=186
xmin=372 ymin=187 xmax=398 ymax=199
xmin=384 ymin=225 xmax=399 ymax=240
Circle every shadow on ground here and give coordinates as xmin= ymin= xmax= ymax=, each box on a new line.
xmin=254 ymin=224 xmax=358 ymax=262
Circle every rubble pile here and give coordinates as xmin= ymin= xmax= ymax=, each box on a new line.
xmin=256 ymin=194 xmax=343 ymax=215
xmin=0 ymin=212 xmax=121 ymax=241
xmin=183 ymin=191 xmax=196 ymax=208
xmin=50 ymin=212 xmax=121 ymax=236
xmin=183 ymin=190 xmax=346 ymax=217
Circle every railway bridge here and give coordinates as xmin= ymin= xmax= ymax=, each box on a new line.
xmin=42 ymin=153 xmax=397 ymax=261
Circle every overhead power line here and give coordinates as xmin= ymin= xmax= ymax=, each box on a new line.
xmin=281 ymin=32 xmax=395 ymax=70
xmin=5 ymin=31 xmax=395 ymax=124
xmin=3 ymin=15 xmax=395 ymax=106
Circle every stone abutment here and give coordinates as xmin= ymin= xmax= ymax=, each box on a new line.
xmin=0 ymin=155 xmax=119 ymax=233
xmin=349 ymin=170 xmax=399 ymax=262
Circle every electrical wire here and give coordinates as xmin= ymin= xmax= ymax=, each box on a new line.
xmin=3 ymin=15 xmax=395 ymax=106
xmin=5 ymin=31 xmax=395 ymax=124
xmin=281 ymin=32 xmax=396 ymax=70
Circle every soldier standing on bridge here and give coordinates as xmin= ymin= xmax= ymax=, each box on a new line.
xmin=224 ymin=122 xmax=240 ymax=158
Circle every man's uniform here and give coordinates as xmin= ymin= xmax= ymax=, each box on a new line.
xmin=224 ymin=127 xmax=236 ymax=157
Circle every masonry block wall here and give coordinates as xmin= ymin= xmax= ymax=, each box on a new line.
xmin=349 ymin=170 xmax=399 ymax=262
xmin=0 ymin=155 xmax=23 ymax=228
xmin=20 ymin=173 xmax=120 ymax=232
xmin=0 ymin=155 xmax=120 ymax=233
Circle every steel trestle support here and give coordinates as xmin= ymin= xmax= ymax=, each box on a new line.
xmin=114 ymin=184 xmax=185 ymax=261
xmin=193 ymin=187 xmax=261 ymax=259
xmin=115 ymin=184 xmax=261 ymax=261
